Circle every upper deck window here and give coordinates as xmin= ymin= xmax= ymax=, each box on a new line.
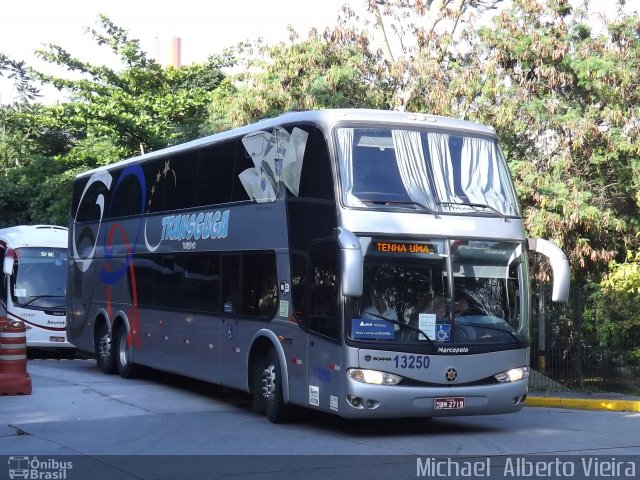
xmin=336 ymin=127 xmax=520 ymax=217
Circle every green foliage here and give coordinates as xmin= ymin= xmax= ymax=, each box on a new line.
xmin=208 ymin=37 xmax=391 ymax=130
xmin=585 ymin=251 xmax=640 ymax=365
xmin=458 ymin=0 xmax=640 ymax=282
xmin=0 ymin=53 xmax=41 ymax=103
xmin=35 ymin=15 xmax=225 ymax=161
xmin=1 ymin=15 xmax=228 ymax=226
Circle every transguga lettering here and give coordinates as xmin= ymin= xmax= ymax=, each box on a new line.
xmin=161 ymin=210 xmax=229 ymax=241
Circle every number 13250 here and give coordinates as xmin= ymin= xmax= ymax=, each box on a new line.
xmin=393 ymin=355 xmax=430 ymax=369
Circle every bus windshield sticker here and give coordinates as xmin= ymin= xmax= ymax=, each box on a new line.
xmin=351 ymin=318 xmax=395 ymax=340
xmin=435 ymin=324 xmax=451 ymax=342
xmin=279 ymin=300 xmax=289 ymax=318
xmin=239 ymin=127 xmax=308 ymax=201
xmin=418 ymin=313 xmax=436 ymax=340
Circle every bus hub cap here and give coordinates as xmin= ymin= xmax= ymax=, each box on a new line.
xmin=99 ymin=334 xmax=111 ymax=361
xmin=262 ymin=364 xmax=276 ymax=401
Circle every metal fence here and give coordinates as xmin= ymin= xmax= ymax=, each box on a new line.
xmin=529 ymin=283 xmax=640 ymax=394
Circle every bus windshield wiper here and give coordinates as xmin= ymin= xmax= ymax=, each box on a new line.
xmin=362 ymin=312 xmax=434 ymax=346
xmin=455 ymin=319 xmax=522 ymax=344
xmin=378 ymin=200 xmax=439 ymax=217
xmin=20 ymin=295 xmax=65 ymax=307
xmin=437 ymin=201 xmax=507 ymax=220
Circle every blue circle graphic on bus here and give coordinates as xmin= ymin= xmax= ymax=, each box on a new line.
xmin=100 ymin=164 xmax=147 ymax=285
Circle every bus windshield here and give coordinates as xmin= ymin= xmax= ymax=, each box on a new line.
xmin=10 ymin=248 xmax=67 ymax=309
xmin=336 ymin=127 xmax=520 ymax=217
xmin=348 ymin=239 xmax=527 ymax=347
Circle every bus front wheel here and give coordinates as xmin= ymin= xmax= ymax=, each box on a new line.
xmin=95 ymin=323 xmax=116 ymax=374
xmin=257 ymin=348 xmax=290 ymax=423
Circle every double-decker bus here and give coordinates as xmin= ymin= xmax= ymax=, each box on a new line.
xmin=67 ymin=109 xmax=569 ymax=422
xmin=1 ymin=225 xmax=71 ymax=349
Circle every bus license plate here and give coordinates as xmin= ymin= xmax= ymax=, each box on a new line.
xmin=434 ymin=397 xmax=465 ymax=410
xmin=49 ymin=336 xmax=65 ymax=343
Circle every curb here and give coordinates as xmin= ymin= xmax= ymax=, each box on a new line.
xmin=526 ymin=396 xmax=640 ymax=412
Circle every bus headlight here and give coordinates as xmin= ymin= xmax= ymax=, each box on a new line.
xmin=495 ymin=366 xmax=529 ymax=383
xmin=347 ymin=368 xmax=402 ymax=385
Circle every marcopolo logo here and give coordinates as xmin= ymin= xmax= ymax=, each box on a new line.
xmin=437 ymin=346 xmax=469 ymax=354
xmin=8 ymin=456 xmax=73 ymax=479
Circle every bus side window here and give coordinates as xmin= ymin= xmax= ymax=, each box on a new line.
xmin=296 ymin=126 xmax=334 ymax=201
xmin=108 ymin=168 xmax=145 ymax=218
xmin=308 ymin=241 xmax=339 ymax=340
xmin=232 ymin=139 xmax=254 ymax=203
xmin=241 ymin=253 xmax=277 ymax=317
xmin=164 ymin=151 xmax=197 ymax=211
xmin=221 ymin=255 xmax=241 ymax=314
xmin=196 ymin=142 xmax=235 ymax=207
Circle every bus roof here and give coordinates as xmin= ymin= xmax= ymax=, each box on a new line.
xmin=74 ymin=109 xmax=497 ymax=180
xmin=0 ymin=225 xmax=68 ymax=249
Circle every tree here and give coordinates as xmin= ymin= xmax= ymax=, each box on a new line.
xmin=0 ymin=15 xmax=229 ymax=226
xmin=34 ymin=14 xmax=226 ymax=168
xmin=364 ymin=0 xmax=504 ymax=110
xmin=468 ymin=0 xmax=640 ymax=282
xmin=208 ymin=34 xmax=391 ymax=130
xmin=586 ymin=251 xmax=640 ymax=365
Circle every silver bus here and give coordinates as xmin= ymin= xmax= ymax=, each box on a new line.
xmin=67 ymin=109 xmax=569 ymax=422
xmin=1 ymin=225 xmax=71 ymax=349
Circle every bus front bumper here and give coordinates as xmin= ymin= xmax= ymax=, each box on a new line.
xmin=338 ymin=379 xmax=528 ymax=419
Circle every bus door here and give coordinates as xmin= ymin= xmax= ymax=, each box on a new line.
xmin=0 ymin=246 xmax=7 ymax=316
xmin=305 ymin=241 xmax=342 ymax=413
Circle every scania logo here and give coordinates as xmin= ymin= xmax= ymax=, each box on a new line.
xmin=445 ymin=368 xmax=458 ymax=382
xmin=364 ymin=355 xmax=392 ymax=362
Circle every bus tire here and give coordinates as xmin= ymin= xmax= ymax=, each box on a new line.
xmin=115 ymin=326 xmax=139 ymax=379
xmin=260 ymin=348 xmax=290 ymax=423
xmin=251 ymin=359 xmax=266 ymax=413
xmin=95 ymin=323 xmax=116 ymax=374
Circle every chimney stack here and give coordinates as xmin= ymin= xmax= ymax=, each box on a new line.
xmin=170 ymin=37 xmax=182 ymax=68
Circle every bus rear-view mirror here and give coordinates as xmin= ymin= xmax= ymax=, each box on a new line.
xmin=338 ymin=228 xmax=363 ymax=297
xmin=527 ymin=238 xmax=570 ymax=303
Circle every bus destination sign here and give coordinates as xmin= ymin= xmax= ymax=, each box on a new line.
xmin=372 ymin=241 xmax=437 ymax=255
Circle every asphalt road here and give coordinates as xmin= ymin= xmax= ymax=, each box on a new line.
xmin=1 ymin=358 xmax=639 ymax=479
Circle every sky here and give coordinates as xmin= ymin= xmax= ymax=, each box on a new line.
xmin=1 ymin=0 xmax=639 ymax=103
xmin=0 ymin=0 xmax=348 ymax=102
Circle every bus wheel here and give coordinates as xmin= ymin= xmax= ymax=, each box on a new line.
xmin=260 ymin=348 xmax=290 ymax=423
xmin=115 ymin=326 xmax=139 ymax=379
xmin=96 ymin=323 xmax=116 ymax=374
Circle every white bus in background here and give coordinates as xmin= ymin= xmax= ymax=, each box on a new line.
xmin=0 ymin=225 xmax=72 ymax=350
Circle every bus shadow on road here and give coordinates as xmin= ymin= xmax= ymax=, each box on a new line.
xmin=139 ymin=368 xmax=500 ymax=436
xmin=61 ymin=358 xmax=506 ymax=436
xmin=285 ymin=408 xmax=502 ymax=437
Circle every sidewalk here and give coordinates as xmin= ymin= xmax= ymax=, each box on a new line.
xmin=526 ymin=390 xmax=640 ymax=412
